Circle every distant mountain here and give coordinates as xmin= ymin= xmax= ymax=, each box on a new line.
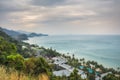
xmin=0 ymin=28 xmax=24 ymax=53
xmin=0 ymin=27 xmax=48 ymax=41
xmin=18 ymin=30 xmax=48 ymax=37
xmin=1 ymin=27 xmax=21 ymax=37
xmin=0 ymin=27 xmax=15 ymax=42
xmin=17 ymin=30 xmax=31 ymax=35
xmin=0 ymin=27 xmax=28 ymax=41
xmin=14 ymin=34 xmax=28 ymax=40
xmin=28 ymin=33 xmax=48 ymax=37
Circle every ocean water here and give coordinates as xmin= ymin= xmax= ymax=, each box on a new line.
xmin=24 ymin=35 xmax=120 ymax=69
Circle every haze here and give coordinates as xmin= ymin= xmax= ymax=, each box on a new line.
xmin=0 ymin=0 xmax=120 ymax=35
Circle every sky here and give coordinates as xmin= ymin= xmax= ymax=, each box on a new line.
xmin=0 ymin=0 xmax=120 ymax=35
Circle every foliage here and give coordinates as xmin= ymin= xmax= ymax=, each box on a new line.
xmin=69 ymin=69 xmax=82 ymax=80
xmin=0 ymin=36 xmax=51 ymax=78
xmin=24 ymin=57 xmax=51 ymax=76
xmin=103 ymin=74 xmax=120 ymax=80
xmin=40 ymin=47 xmax=61 ymax=57
xmin=0 ymin=37 xmax=17 ymax=64
xmin=7 ymin=54 xmax=25 ymax=71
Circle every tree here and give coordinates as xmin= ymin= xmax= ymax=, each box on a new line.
xmin=24 ymin=57 xmax=51 ymax=76
xmin=103 ymin=74 xmax=119 ymax=80
xmin=69 ymin=69 xmax=81 ymax=80
xmin=6 ymin=54 xmax=25 ymax=71
xmin=88 ymin=73 xmax=95 ymax=80
xmin=72 ymin=54 xmax=75 ymax=60
xmin=0 ymin=37 xmax=17 ymax=65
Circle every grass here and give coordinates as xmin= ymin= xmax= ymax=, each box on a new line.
xmin=0 ymin=66 xmax=49 ymax=80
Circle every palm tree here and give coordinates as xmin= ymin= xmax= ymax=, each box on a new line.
xmin=72 ymin=54 xmax=75 ymax=59
xmin=82 ymin=58 xmax=85 ymax=62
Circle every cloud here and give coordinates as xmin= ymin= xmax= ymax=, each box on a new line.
xmin=0 ymin=0 xmax=29 ymax=13
xmin=29 ymin=0 xmax=67 ymax=6
xmin=0 ymin=0 xmax=120 ymax=34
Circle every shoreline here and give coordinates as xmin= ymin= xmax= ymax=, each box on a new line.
xmin=23 ymin=43 xmax=119 ymax=70
xmin=24 ymin=35 xmax=120 ymax=70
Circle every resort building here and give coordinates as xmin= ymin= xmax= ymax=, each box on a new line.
xmin=52 ymin=57 xmax=87 ymax=79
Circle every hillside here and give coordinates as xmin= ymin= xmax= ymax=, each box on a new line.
xmin=0 ymin=27 xmax=48 ymax=41
xmin=0 ymin=31 xmax=52 ymax=80
xmin=0 ymin=66 xmax=49 ymax=80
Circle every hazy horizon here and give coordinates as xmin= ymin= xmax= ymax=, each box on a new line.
xmin=0 ymin=0 xmax=120 ymax=35
xmin=1 ymin=26 xmax=120 ymax=35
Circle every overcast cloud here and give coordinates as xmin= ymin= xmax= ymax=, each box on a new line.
xmin=0 ymin=0 xmax=120 ymax=35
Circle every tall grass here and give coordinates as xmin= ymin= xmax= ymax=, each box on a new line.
xmin=0 ymin=66 xmax=49 ymax=80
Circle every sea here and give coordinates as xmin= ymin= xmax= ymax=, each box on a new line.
xmin=24 ymin=35 xmax=120 ymax=69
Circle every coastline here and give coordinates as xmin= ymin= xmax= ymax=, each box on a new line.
xmin=22 ymin=41 xmax=120 ymax=80
xmin=24 ymin=35 xmax=120 ymax=70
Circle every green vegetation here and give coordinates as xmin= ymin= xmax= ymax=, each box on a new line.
xmin=69 ymin=69 xmax=82 ymax=80
xmin=62 ymin=54 xmax=120 ymax=80
xmin=0 ymin=32 xmax=51 ymax=79
xmin=0 ymin=37 xmax=18 ymax=65
xmin=39 ymin=47 xmax=61 ymax=57
xmin=103 ymin=74 xmax=120 ymax=80
xmin=0 ymin=35 xmax=51 ymax=68
xmin=0 ymin=29 xmax=120 ymax=80
xmin=24 ymin=57 xmax=51 ymax=76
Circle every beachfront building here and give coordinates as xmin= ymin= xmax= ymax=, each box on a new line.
xmin=52 ymin=56 xmax=114 ymax=80
xmin=53 ymin=69 xmax=71 ymax=77
xmin=52 ymin=57 xmax=87 ymax=79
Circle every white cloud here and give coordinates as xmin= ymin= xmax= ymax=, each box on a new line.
xmin=0 ymin=0 xmax=120 ymax=34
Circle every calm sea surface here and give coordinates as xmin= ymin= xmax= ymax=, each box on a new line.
xmin=24 ymin=35 xmax=120 ymax=69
